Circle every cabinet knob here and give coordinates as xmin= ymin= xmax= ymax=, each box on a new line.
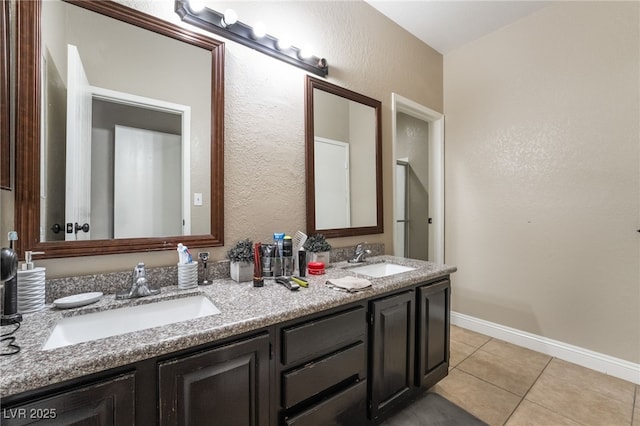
xmin=75 ymin=223 xmax=90 ymax=233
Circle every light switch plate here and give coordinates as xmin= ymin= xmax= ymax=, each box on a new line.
xmin=193 ymin=193 xmax=203 ymax=206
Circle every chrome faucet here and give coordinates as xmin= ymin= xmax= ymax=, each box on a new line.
xmin=115 ymin=262 xmax=161 ymax=299
xmin=348 ymin=242 xmax=371 ymax=263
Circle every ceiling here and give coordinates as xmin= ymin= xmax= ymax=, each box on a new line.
xmin=364 ymin=1 xmax=553 ymax=54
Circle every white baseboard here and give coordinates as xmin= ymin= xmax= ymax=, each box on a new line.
xmin=451 ymin=311 xmax=640 ymax=385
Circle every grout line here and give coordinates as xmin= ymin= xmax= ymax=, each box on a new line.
xmin=449 ymin=329 xmax=490 ymax=368
xmin=455 ymin=336 xmax=539 ymax=401
xmin=502 ymin=356 xmax=554 ymax=425
xmin=523 ymin=355 xmax=553 ymax=397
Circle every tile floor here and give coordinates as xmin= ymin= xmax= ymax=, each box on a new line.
xmin=393 ymin=325 xmax=639 ymax=426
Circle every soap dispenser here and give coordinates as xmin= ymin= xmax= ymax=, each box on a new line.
xmin=17 ymin=251 xmax=46 ymax=313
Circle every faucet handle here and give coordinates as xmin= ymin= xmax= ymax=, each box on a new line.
xmin=354 ymin=242 xmax=367 ymax=252
xmin=133 ymin=262 xmax=146 ymax=277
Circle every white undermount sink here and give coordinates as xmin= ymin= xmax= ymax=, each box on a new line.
xmin=347 ymin=262 xmax=416 ymax=278
xmin=43 ymin=295 xmax=220 ymax=350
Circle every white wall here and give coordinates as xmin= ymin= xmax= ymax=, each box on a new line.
xmin=444 ymin=2 xmax=640 ymax=363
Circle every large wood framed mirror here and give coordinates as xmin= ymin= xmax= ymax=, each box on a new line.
xmin=14 ymin=0 xmax=224 ymax=258
xmin=1 ymin=0 xmax=10 ymax=190
xmin=305 ymin=76 xmax=383 ymax=238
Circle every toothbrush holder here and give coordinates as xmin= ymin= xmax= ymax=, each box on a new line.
xmin=177 ymin=262 xmax=198 ymax=290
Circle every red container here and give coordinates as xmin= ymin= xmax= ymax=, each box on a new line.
xmin=307 ymin=261 xmax=325 ymax=275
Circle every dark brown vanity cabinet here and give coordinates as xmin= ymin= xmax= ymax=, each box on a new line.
xmin=1 ymin=372 xmax=136 ymax=426
xmin=1 ymin=275 xmax=452 ymax=426
xmin=368 ymin=279 xmax=451 ymax=421
xmin=368 ymin=290 xmax=415 ymax=420
xmin=277 ymin=306 xmax=368 ymax=425
xmin=416 ymin=280 xmax=451 ymax=389
xmin=158 ymin=332 xmax=270 ymax=426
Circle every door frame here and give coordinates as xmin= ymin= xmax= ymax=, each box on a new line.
xmin=391 ymin=93 xmax=444 ymax=264
xmin=91 ymin=86 xmax=191 ymax=234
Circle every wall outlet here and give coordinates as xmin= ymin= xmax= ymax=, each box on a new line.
xmin=193 ymin=193 xmax=203 ymax=206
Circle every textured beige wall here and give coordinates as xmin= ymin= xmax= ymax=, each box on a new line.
xmin=17 ymin=1 xmax=442 ymax=277
xmin=444 ymin=2 xmax=640 ymax=363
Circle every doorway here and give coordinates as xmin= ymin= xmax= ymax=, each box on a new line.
xmin=392 ymin=94 xmax=444 ymax=263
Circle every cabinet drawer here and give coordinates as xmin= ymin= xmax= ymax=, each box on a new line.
xmin=281 ymin=307 xmax=365 ymax=365
xmin=284 ymin=379 xmax=367 ymax=426
xmin=282 ymin=341 xmax=366 ymax=409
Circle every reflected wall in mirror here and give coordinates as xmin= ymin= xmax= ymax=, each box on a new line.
xmin=305 ymin=76 xmax=383 ymax=238
xmin=14 ymin=0 xmax=224 ymax=258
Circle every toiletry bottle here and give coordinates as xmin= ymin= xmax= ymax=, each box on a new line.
xmin=282 ymin=236 xmax=293 ymax=276
xmin=272 ymin=244 xmax=282 ymax=277
xmin=253 ymin=242 xmax=264 ymax=287
xmin=273 ymin=233 xmax=284 ymax=254
xmin=298 ymin=248 xmax=306 ymax=277
xmin=261 ymin=244 xmax=273 ymax=277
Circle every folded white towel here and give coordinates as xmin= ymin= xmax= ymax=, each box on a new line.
xmin=325 ymin=276 xmax=372 ymax=292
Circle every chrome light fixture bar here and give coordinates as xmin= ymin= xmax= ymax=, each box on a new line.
xmin=175 ymin=1 xmax=328 ymax=77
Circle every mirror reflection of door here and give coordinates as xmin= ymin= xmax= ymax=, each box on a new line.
xmin=60 ymin=45 xmax=189 ymax=241
xmin=40 ymin=0 xmax=210 ymax=244
xmin=65 ymin=44 xmax=93 ymax=241
xmin=314 ymin=137 xmax=351 ymax=229
xmin=313 ymin=88 xmax=377 ymax=231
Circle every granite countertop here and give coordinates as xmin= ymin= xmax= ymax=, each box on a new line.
xmin=0 ymin=255 xmax=456 ymax=398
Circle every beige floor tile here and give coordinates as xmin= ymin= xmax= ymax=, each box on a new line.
xmin=450 ymin=338 xmax=477 ymax=368
xmin=457 ymin=341 xmax=549 ymax=396
xmin=450 ymin=325 xmax=491 ymax=349
xmin=505 ymin=400 xmax=581 ymax=426
xmin=432 ymin=368 xmax=521 ymax=426
xmin=526 ymin=359 xmax=635 ymax=426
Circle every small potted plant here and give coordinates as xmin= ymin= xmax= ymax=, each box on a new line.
xmin=227 ymin=238 xmax=254 ymax=282
xmin=303 ymin=233 xmax=331 ymax=265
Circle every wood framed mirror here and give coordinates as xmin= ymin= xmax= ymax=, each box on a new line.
xmin=305 ymin=76 xmax=383 ymax=238
xmin=14 ymin=0 xmax=225 ymax=258
xmin=1 ymin=0 xmax=10 ymax=190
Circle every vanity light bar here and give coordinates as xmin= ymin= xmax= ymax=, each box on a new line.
xmin=175 ymin=1 xmax=329 ymax=77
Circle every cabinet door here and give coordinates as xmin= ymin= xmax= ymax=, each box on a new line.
xmin=158 ymin=332 xmax=270 ymax=426
xmin=369 ymin=291 xmax=414 ymax=420
xmin=416 ymin=280 xmax=450 ymax=389
xmin=1 ymin=373 xmax=135 ymax=426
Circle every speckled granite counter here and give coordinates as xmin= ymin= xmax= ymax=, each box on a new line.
xmin=0 ymin=256 xmax=455 ymax=398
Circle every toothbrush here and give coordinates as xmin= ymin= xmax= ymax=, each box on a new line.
xmin=177 ymin=243 xmax=192 ymax=264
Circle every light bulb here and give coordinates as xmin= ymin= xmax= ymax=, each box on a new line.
xmin=252 ymin=22 xmax=267 ymax=39
xmin=187 ymin=0 xmax=205 ymax=13
xmin=221 ymin=9 xmax=237 ymax=27
xmin=277 ymin=35 xmax=292 ymax=51
xmin=299 ymin=44 xmax=314 ymax=59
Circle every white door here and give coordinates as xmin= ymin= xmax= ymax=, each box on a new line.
xmin=113 ymin=125 xmax=182 ymax=238
xmin=65 ymin=44 xmax=92 ymax=241
xmin=314 ymin=137 xmax=350 ymax=229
